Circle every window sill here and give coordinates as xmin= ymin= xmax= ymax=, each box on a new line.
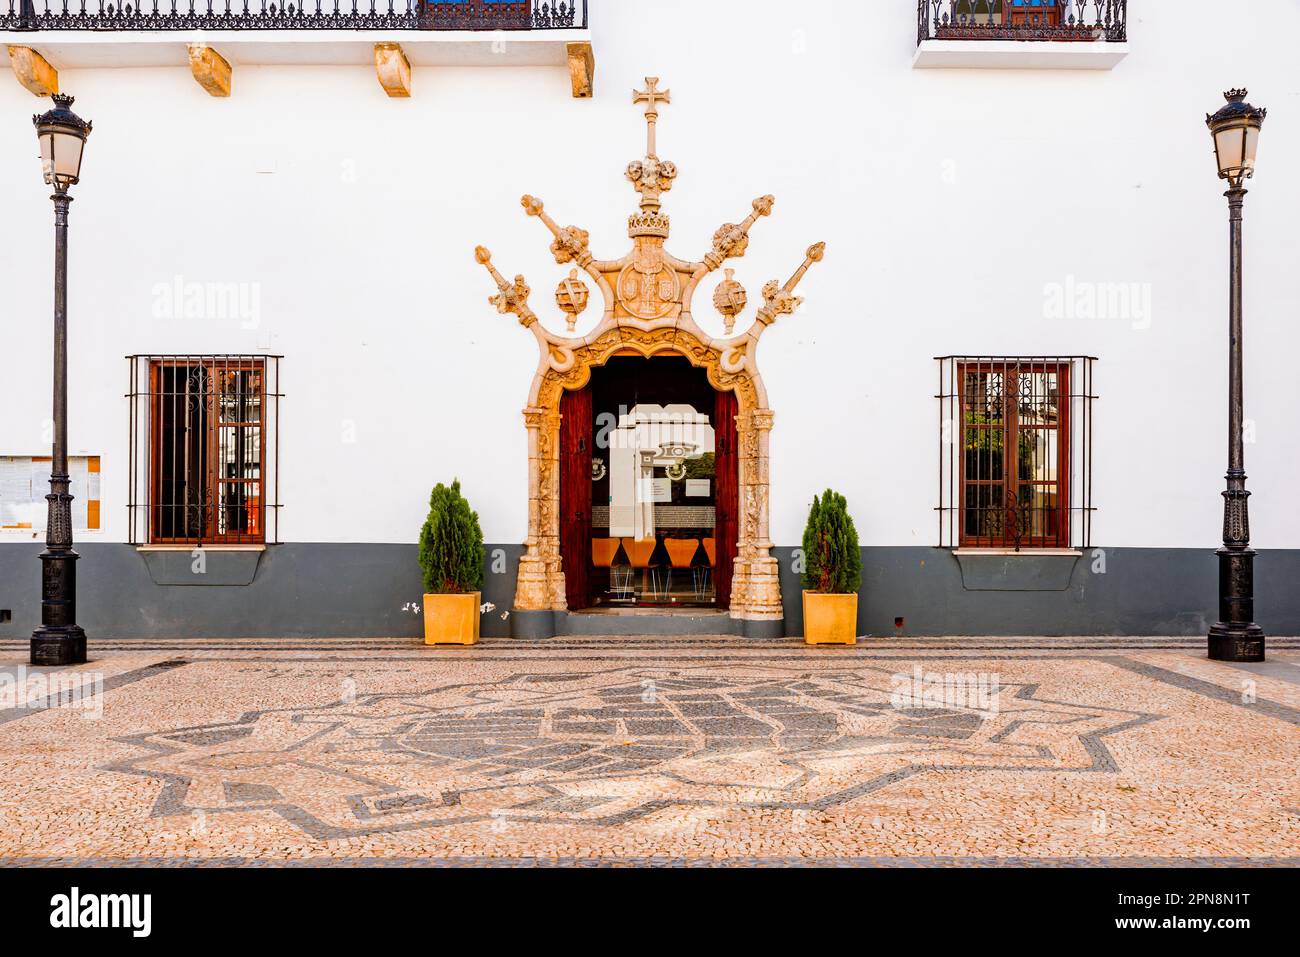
xmin=135 ymin=544 xmax=266 ymax=552
xmin=135 ymin=544 xmax=266 ymax=585
xmin=953 ymin=548 xmax=1082 ymax=557
xmin=949 ymin=548 xmax=1082 ymax=592
xmin=913 ymin=39 xmax=1129 ymax=70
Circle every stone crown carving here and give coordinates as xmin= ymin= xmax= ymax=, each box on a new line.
xmin=628 ymin=210 xmax=671 ymax=239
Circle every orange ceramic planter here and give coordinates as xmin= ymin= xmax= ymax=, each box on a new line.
xmin=802 ymin=590 xmax=858 ymax=645
xmin=423 ymin=592 xmax=481 ymax=646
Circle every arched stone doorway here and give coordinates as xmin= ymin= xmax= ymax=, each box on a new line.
xmin=521 ymin=332 xmax=775 ymax=637
xmin=561 ymin=353 xmax=737 ymax=614
xmin=474 ymin=76 xmax=824 ymax=639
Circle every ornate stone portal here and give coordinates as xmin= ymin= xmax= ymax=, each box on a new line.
xmin=476 ymin=77 xmax=824 ymax=638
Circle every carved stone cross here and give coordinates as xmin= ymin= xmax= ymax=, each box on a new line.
xmin=633 ymin=76 xmax=671 ymax=156
xmin=634 ymin=76 xmax=671 ymax=114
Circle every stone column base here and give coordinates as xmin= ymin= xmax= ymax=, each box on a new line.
xmin=740 ymin=617 xmax=785 ymax=640
xmin=511 ymin=609 xmax=559 ymax=640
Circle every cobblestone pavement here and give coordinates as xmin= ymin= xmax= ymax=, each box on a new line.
xmin=1 ymin=636 xmax=1298 ymax=866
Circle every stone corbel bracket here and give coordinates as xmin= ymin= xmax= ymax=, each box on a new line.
xmin=374 ymin=42 xmax=411 ymax=98
xmin=566 ymin=41 xmax=595 ymax=99
xmin=8 ymin=46 xmax=58 ymax=97
xmin=187 ymin=44 xmax=232 ymax=97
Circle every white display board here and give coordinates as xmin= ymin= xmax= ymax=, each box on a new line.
xmin=0 ymin=456 xmax=101 ymax=531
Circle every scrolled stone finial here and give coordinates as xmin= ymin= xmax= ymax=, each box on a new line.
xmin=709 ymin=222 xmax=749 ymax=262
xmin=475 ymin=245 xmax=537 ymax=328
xmin=550 ymin=225 xmax=591 ymax=265
xmin=762 ymin=278 xmax=798 ymax=309
xmin=490 ymin=274 xmax=532 ymax=316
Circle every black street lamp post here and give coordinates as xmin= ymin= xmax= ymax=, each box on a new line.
xmin=30 ymin=93 xmax=92 ymax=667
xmin=1205 ymin=89 xmax=1266 ymax=663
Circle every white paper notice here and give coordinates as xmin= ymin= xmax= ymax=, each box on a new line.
xmin=0 ymin=457 xmax=32 ymax=526
xmin=69 ymin=458 xmax=89 ymax=530
xmin=641 ymin=478 xmax=672 ymax=503
xmin=685 ymin=479 xmax=711 ymax=498
xmin=1 ymin=455 xmax=98 ymax=530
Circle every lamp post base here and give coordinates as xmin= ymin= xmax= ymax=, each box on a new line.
xmin=1207 ymin=544 xmax=1263 ymax=662
xmin=1207 ymin=622 xmax=1264 ymax=663
xmin=31 ymin=546 xmax=87 ymax=665
xmin=31 ymin=626 xmax=87 ymax=666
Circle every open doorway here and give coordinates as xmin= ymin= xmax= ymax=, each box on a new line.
xmin=559 ymin=354 xmax=738 ymax=612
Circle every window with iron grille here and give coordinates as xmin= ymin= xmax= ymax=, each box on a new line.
xmin=127 ymin=355 xmax=282 ymax=545
xmin=936 ymin=356 xmax=1095 ymax=550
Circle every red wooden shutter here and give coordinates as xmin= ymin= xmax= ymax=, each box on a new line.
xmin=714 ymin=389 xmax=739 ymax=610
xmin=559 ymin=385 xmax=593 ymax=611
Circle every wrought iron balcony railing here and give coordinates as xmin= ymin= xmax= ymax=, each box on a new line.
xmin=1 ymin=0 xmax=585 ymax=31
xmin=918 ymin=0 xmax=1126 ymax=45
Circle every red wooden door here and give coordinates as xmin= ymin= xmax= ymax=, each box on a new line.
xmin=1008 ymin=2 xmax=1061 ymax=27
xmin=559 ymin=385 xmax=593 ymax=611
xmin=714 ymin=389 xmax=739 ymax=610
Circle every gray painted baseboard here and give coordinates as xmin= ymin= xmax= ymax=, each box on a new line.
xmin=1 ymin=542 xmax=1297 ymax=639
xmin=774 ymin=546 xmax=1300 ymax=637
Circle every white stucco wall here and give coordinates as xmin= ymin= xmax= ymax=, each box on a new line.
xmin=1 ymin=0 xmax=1298 ymax=550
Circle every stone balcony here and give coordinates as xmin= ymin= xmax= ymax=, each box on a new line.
xmin=914 ymin=0 xmax=1129 ymax=69
xmin=2 ymin=0 xmax=594 ymax=96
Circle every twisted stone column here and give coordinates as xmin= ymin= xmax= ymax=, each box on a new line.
xmin=734 ymin=409 xmax=782 ymax=636
xmin=514 ymin=408 xmax=565 ymax=617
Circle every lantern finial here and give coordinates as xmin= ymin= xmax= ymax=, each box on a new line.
xmin=1206 ymin=88 xmax=1265 ymax=185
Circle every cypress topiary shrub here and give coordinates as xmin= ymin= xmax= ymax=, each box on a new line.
xmin=418 ymin=479 xmax=485 ymax=594
xmin=801 ymin=488 xmax=862 ymax=594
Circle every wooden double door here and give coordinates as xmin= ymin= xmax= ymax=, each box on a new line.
xmin=558 ymin=356 xmax=738 ymax=612
xmin=1007 ymin=1 xmax=1062 ymax=27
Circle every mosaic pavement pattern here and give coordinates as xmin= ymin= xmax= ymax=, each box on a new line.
xmin=1 ymin=637 xmax=1298 ymax=865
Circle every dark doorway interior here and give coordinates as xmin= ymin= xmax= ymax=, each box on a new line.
xmin=560 ymin=355 xmax=738 ymax=612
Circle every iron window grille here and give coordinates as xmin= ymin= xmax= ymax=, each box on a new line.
xmin=127 ymin=355 xmax=282 ymax=546
xmin=936 ymin=355 xmax=1096 ymax=550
